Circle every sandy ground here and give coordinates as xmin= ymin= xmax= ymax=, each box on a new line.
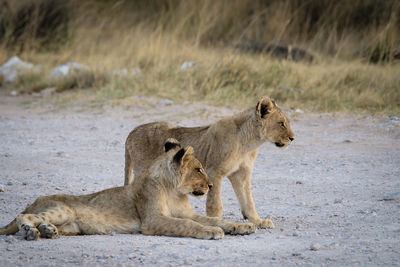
xmin=0 ymin=94 xmax=399 ymax=266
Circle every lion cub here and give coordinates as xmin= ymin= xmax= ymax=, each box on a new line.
xmin=125 ymin=97 xmax=295 ymax=228
xmin=0 ymin=139 xmax=256 ymax=240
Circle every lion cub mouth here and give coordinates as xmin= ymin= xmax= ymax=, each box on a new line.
xmin=275 ymin=142 xmax=285 ymax=147
xmin=192 ymin=190 xmax=206 ymax=196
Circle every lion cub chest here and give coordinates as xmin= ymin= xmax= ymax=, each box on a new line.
xmin=161 ymin=194 xmax=191 ymax=218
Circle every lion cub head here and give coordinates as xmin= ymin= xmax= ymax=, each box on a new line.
xmin=164 ymin=138 xmax=212 ymax=198
xmin=255 ymin=96 xmax=295 ymax=148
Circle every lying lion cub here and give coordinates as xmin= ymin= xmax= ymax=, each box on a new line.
xmin=125 ymin=97 xmax=294 ymax=228
xmin=0 ymin=139 xmax=255 ymax=240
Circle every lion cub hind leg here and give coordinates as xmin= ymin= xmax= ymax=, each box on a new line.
xmin=37 ymin=222 xmax=59 ymax=239
xmin=16 ymin=205 xmax=75 ymax=240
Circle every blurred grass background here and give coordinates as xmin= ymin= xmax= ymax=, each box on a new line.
xmin=0 ymin=0 xmax=399 ymax=114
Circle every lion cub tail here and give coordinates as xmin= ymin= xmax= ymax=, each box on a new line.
xmin=0 ymin=218 xmax=19 ymax=235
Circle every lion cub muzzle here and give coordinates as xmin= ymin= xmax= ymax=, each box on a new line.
xmin=191 ymin=182 xmax=213 ymax=196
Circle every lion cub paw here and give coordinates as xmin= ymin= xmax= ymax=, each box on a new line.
xmin=201 ymin=226 xmax=224 ymax=240
xmin=227 ymin=223 xmax=257 ymax=235
xmin=21 ymin=224 xmax=40 ymax=241
xmin=257 ymin=219 xmax=275 ymax=229
xmin=38 ymin=222 xmax=59 ymax=239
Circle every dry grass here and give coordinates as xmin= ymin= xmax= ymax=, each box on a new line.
xmin=0 ymin=0 xmax=399 ymax=115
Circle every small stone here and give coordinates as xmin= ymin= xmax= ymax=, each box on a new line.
xmin=296 ymin=201 xmax=306 ymax=206
xmin=6 ymin=181 xmax=13 ymax=186
xmin=4 ymin=153 xmax=12 ymax=157
xmin=56 ymin=151 xmax=67 ymax=157
xmin=55 ymin=187 xmax=62 ymax=191
xmin=159 ymin=99 xmax=173 ymax=105
xmin=389 ymin=115 xmax=399 ymax=121
xmin=343 ymin=140 xmax=352 ymax=143
xmin=334 ymin=198 xmax=347 ymax=204
xmin=180 ymin=61 xmax=196 ymax=70
xmin=310 ymin=243 xmax=322 ymax=251
xmin=293 ymin=231 xmax=300 ymax=236
xmin=292 ymin=252 xmax=301 ymax=256
xmin=381 ymin=192 xmax=400 ymax=201
xmin=296 ymin=181 xmax=303 ymax=184
xmin=22 ymin=182 xmax=28 ymax=186
xmin=10 ymin=90 xmax=18 ymax=96
xmin=0 ymin=184 xmax=5 ymax=192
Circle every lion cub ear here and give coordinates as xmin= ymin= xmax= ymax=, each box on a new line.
xmin=173 ymin=146 xmax=194 ymax=164
xmin=256 ymin=97 xmax=276 ymax=119
xmin=164 ymin=138 xmax=181 ymax=152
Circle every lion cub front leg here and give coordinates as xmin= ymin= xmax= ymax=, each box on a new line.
xmin=206 ymin=175 xmax=224 ymax=217
xmin=191 ymin=214 xmax=256 ymax=235
xmin=141 ymin=215 xmax=224 ymax=240
xmin=228 ymin=165 xmax=275 ymax=229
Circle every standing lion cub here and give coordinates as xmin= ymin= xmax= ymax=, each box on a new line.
xmin=0 ymin=139 xmax=256 ymax=240
xmin=125 ymin=97 xmax=294 ymax=228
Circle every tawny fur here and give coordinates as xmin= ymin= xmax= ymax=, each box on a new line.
xmin=125 ymin=97 xmax=295 ymax=228
xmin=0 ymin=140 xmax=256 ymax=240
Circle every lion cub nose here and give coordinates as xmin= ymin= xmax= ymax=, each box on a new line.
xmin=289 ymin=137 xmax=294 ymax=141
xmin=208 ymin=184 xmax=213 ymax=190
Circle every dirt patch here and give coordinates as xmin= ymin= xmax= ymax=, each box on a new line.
xmin=0 ymin=95 xmax=399 ymax=266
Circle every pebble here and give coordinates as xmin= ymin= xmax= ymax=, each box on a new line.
xmin=334 ymin=198 xmax=347 ymax=204
xmin=381 ymin=192 xmax=400 ymax=201
xmin=0 ymin=184 xmax=5 ymax=192
xmin=292 ymin=231 xmax=300 ymax=237
xmin=296 ymin=201 xmax=306 ymax=206
xmin=159 ymin=99 xmax=174 ymax=105
xmin=310 ymin=243 xmax=322 ymax=251
xmin=7 ymin=181 xmax=13 ymax=186
xmin=296 ymin=181 xmax=303 ymax=184
xmin=56 ymin=151 xmax=66 ymax=157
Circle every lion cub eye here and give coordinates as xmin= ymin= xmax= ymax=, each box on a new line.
xmin=279 ymin=122 xmax=286 ymax=128
xmin=196 ymin=168 xmax=203 ymax=174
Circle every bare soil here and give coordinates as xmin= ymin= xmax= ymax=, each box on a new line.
xmin=0 ymin=94 xmax=399 ymax=266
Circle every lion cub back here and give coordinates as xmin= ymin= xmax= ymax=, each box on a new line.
xmin=126 ymin=122 xmax=174 ymax=175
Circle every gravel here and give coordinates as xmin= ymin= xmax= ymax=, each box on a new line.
xmin=0 ymin=95 xmax=399 ymax=266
